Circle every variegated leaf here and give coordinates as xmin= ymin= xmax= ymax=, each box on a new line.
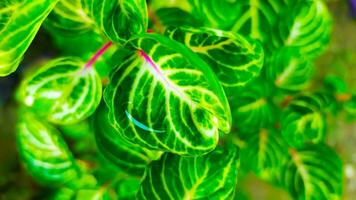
xmin=137 ymin=145 xmax=240 ymax=199
xmin=93 ymin=102 xmax=162 ymax=176
xmin=266 ymin=47 xmax=313 ymax=91
xmin=281 ymin=93 xmax=328 ymax=148
xmin=19 ymin=57 xmax=102 ymax=124
xmin=104 ymin=34 xmax=231 ymax=155
xmin=165 ymin=26 xmax=264 ymax=87
xmin=273 ymin=0 xmax=332 ymax=58
xmin=0 ymin=0 xmax=59 ymax=76
xmin=282 ymin=145 xmax=343 ymax=200
xmin=16 ymin=111 xmax=79 ymax=185
xmin=80 ymin=0 xmax=148 ymax=42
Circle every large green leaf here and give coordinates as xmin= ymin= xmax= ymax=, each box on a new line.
xmin=273 ymin=0 xmax=332 ymax=58
xmin=137 ymin=145 xmax=240 ymax=199
xmin=0 ymin=0 xmax=59 ymax=76
xmin=93 ymin=102 xmax=162 ymax=176
xmin=80 ymin=0 xmax=148 ymax=42
xmin=104 ymin=34 xmax=231 ymax=155
xmin=266 ymin=47 xmax=313 ymax=91
xmin=281 ymin=93 xmax=328 ymax=148
xmin=281 ymin=145 xmax=343 ymax=200
xmin=19 ymin=57 xmax=102 ymax=124
xmin=165 ymin=26 xmax=264 ymax=87
xmin=240 ymin=129 xmax=288 ymax=184
xmin=16 ymin=111 xmax=79 ymax=185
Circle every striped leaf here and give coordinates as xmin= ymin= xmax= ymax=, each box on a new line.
xmin=137 ymin=145 xmax=240 ymax=199
xmin=0 ymin=0 xmax=59 ymax=76
xmin=93 ymin=102 xmax=163 ymax=176
xmin=281 ymin=93 xmax=328 ymax=148
xmin=273 ymin=0 xmax=332 ymax=58
xmin=104 ymin=34 xmax=231 ymax=155
xmin=240 ymin=129 xmax=288 ymax=184
xmin=282 ymin=145 xmax=343 ymax=200
xmin=165 ymin=26 xmax=264 ymax=87
xmin=228 ymin=78 xmax=278 ymax=133
xmin=20 ymin=57 xmax=102 ymax=124
xmin=80 ymin=0 xmax=148 ymax=42
xmin=266 ymin=47 xmax=313 ymax=91
xmin=16 ymin=111 xmax=79 ymax=185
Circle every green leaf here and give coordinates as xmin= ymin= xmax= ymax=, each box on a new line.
xmin=165 ymin=26 xmax=264 ymax=87
xmin=266 ymin=47 xmax=313 ymax=91
xmin=0 ymin=0 xmax=59 ymax=76
xmin=228 ymin=78 xmax=278 ymax=133
xmin=281 ymin=93 xmax=328 ymax=148
xmin=19 ymin=57 xmax=102 ymax=124
xmin=93 ymin=102 xmax=162 ymax=176
xmin=281 ymin=145 xmax=343 ymax=200
xmin=16 ymin=111 xmax=79 ymax=185
xmin=137 ymin=145 xmax=240 ymax=199
xmin=104 ymin=33 xmax=231 ymax=155
xmin=240 ymin=129 xmax=288 ymax=184
xmin=80 ymin=0 xmax=148 ymax=42
xmin=273 ymin=0 xmax=332 ymax=58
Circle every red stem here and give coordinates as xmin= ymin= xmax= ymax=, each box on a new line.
xmin=85 ymin=41 xmax=113 ymax=69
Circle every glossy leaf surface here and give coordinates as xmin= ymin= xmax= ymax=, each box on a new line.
xmin=105 ymin=34 xmax=231 ymax=155
xmin=20 ymin=58 xmax=102 ymax=124
xmin=137 ymin=145 xmax=240 ymax=199
xmin=165 ymin=26 xmax=264 ymax=87
xmin=93 ymin=103 xmax=162 ymax=176
xmin=282 ymin=145 xmax=343 ymax=200
xmin=0 ymin=0 xmax=59 ymax=76
xmin=17 ymin=111 xmax=79 ymax=185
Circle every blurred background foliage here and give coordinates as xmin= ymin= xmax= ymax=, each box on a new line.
xmin=0 ymin=0 xmax=355 ymax=199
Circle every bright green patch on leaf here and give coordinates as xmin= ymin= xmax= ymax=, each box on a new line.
xmin=19 ymin=57 xmax=102 ymax=124
xmin=137 ymin=145 xmax=240 ymax=199
xmin=0 ymin=0 xmax=59 ymax=76
xmin=165 ymin=26 xmax=264 ymax=87
xmin=104 ymin=33 xmax=231 ymax=155
xmin=16 ymin=111 xmax=79 ymax=185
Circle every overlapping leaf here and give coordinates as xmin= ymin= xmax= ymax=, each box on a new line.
xmin=281 ymin=145 xmax=343 ymax=200
xmin=266 ymin=47 xmax=313 ymax=91
xmin=165 ymin=26 xmax=264 ymax=87
xmin=0 ymin=0 xmax=59 ymax=76
xmin=93 ymin=102 xmax=162 ymax=176
xmin=80 ymin=0 xmax=148 ymax=42
xmin=240 ymin=129 xmax=288 ymax=184
xmin=137 ymin=145 xmax=240 ymax=199
xmin=19 ymin=57 xmax=102 ymax=124
xmin=16 ymin=111 xmax=79 ymax=185
xmin=281 ymin=93 xmax=328 ymax=148
xmin=273 ymin=0 xmax=332 ymax=58
xmin=104 ymin=33 xmax=231 ymax=155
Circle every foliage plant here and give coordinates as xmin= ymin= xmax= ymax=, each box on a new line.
xmin=1 ymin=0 xmax=355 ymax=199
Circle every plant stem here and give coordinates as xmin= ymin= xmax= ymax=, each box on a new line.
xmin=84 ymin=41 xmax=113 ymax=69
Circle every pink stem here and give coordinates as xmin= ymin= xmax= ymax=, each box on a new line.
xmin=85 ymin=41 xmax=113 ymax=69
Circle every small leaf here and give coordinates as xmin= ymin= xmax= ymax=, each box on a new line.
xmin=16 ymin=111 xmax=79 ymax=185
xmin=19 ymin=57 xmax=102 ymax=124
xmin=273 ymin=0 xmax=332 ymax=58
xmin=137 ymin=145 xmax=240 ymax=199
xmin=281 ymin=93 xmax=328 ymax=148
xmin=240 ymin=129 xmax=288 ymax=185
xmin=165 ymin=26 xmax=264 ymax=87
xmin=0 ymin=0 xmax=59 ymax=76
xmin=81 ymin=0 xmax=148 ymax=42
xmin=104 ymin=33 xmax=231 ymax=155
xmin=266 ymin=47 xmax=313 ymax=91
xmin=93 ymin=102 xmax=162 ymax=176
xmin=281 ymin=145 xmax=343 ymax=200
